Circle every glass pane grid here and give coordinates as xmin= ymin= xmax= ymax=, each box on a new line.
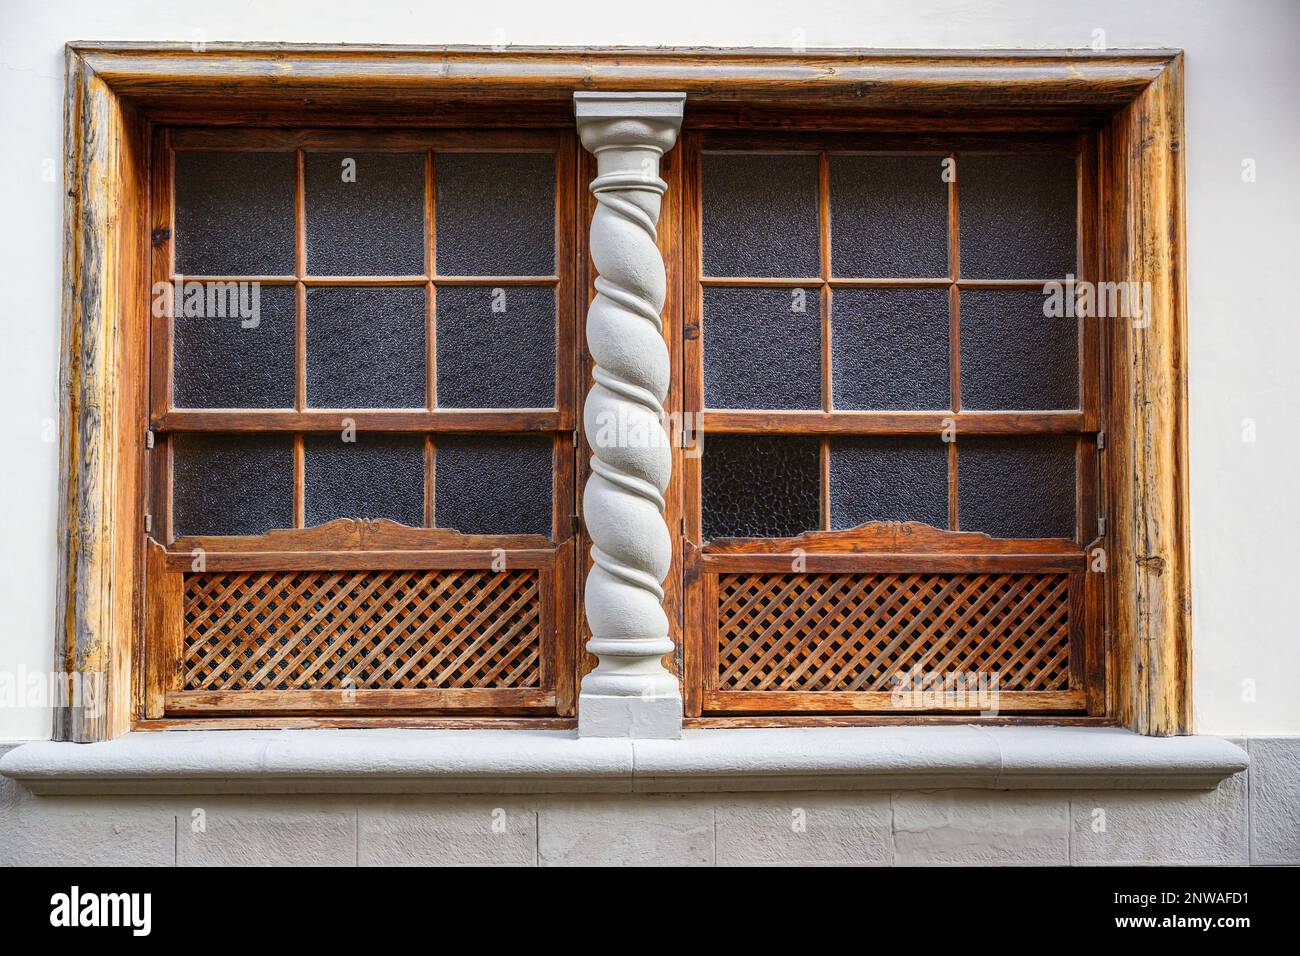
xmin=168 ymin=145 xmax=563 ymax=416
xmin=162 ymin=138 xmax=568 ymax=540
xmin=171 ymin=430 xmax=555 ymax=537
xmin=696 ymin=142 xmax=1088 ymax=541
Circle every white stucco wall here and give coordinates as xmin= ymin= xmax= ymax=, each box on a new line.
xmin=1 ymin=0 xmax=1295 ymax=739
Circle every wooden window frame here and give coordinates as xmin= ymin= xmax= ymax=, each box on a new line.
xmin=681 ymin=130 xmax=1102 ymax=720
xmin=57 ymin=44 xmax=1188 ymax=740
xmin=144 ymin=127 xmax=579 ymax=723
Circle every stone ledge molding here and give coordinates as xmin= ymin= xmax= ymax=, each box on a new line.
xmin=0 ymin=727 xmax=1248 ymax=796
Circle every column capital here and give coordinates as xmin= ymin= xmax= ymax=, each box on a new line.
xmin=573 ymin=91 xmax=685 ymax=156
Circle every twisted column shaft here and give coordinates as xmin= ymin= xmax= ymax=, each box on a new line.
xmin=574 ymin=92 xmax=685 ymax=738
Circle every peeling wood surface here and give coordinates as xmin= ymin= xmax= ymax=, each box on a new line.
xmin=57 ymin=50 xmax=151 ymax=741
xmin=1101 ymin=55 xmax=1191 ymax=735
xmin=56 ymin=55 xmax=130 ymax=741
xmin=72 ymin=45 xmax=1177 ymax=114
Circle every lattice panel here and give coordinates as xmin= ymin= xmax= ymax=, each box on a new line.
xmin=182 ymin=569 xmax=542 ymax=691
xmin=715 ymin=571 xmax=1072 ymax=693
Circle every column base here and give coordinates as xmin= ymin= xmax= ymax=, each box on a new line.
xmin=578 ymin=693 xmax=683 ymax=739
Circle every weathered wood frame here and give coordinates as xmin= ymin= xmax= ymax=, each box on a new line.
xmin=57 ymin=44 xmax=1188 ymax=740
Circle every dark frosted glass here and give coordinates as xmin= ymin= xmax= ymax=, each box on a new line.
xmin=960 ymin=289 xmax=1079 ymax=409
xmin=702 ymin=154 xmax=820 ymax=277
xmin=435 ymin=152 xmax=555 ymax=276
xmin=832 ymin=288 xmax=949 ymax=410
xmin=304 ymin=433 xmax=424 ymax=527
xmin=306 ymin=287 xmax=426 ymax=408
xmin=173 ymin=284 xmax=295 ymax=408
xmin=958 ymin=153 xmax=1077 ymax=279
xmin=172 ymin=434 xmax=293 ymax=537
xmin=702 ymin=435 xmax=820 ymax=540
xmin=830 ymin=154 xmax=948 ymax=277
xmin=436 ymin=286 xmax=555 ymax=408
xmin=704 ymin=287 xmax=821 ymax=409
xmin=434 ymin=435 xmax=552 ymax=536
xmin=174 ymin=151 xmax=296 ymax=276
xmin=958 ymin=436 xmax=1076 ymax=539
xmin=829 ymin=437 xmax=948 ymax=530
xmin=305 ymin=151 xmax=425 ymax=276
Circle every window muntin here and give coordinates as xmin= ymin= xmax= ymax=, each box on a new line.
xmin=690 ymin=136 xmax=1090 ymax=543
xmin=156 ymin=130 xmax=573 ymax=543
xmin=683 ymin=131 xmax=1102 ymax=717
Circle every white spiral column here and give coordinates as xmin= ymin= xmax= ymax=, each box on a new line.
xmin=574 ymin=91 xmax=685 ymax=738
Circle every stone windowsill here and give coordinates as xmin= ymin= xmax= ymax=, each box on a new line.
xmin=0 ymin=726 xmax=1247 ymax=795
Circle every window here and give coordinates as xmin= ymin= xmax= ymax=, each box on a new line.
xmin=143 ymin=129 xmax=578 ymax=719
xmin=681 ymin=132 xmax=1104 ymax=717
xmin=58 ymin=46 xmax=1188 ymax=739
xmin=150 ymin=126 xmax=1105 ymax=723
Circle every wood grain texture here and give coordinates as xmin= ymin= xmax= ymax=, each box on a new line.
xmin=702 ymin=521 xmax=1079 ymax=556
xmin=687 ymin=714 xmax=1108 ymax=727
xmin=165 ymin=689 xmax=556 ymax=714
xmin=701 ymin=691 xmax=1085 ymax=714
xmin=74 ymin=44 xmax=1175 ymax=113
xmin=55 ymin=51 xmax=150 ymax=741
xmin=701 ymin=410 xmax=1087 ymax=435
xmin=153 ymin=409 xmax=567 ymax=433
xmin=137 ymin=715 xmax=577 ymax=730
xmin=167 ymin=517 xmax=553 ymax=555
xmin=1101 ymin=55 xmax=1191 ymax=735
xmin=143 ymin=540 xmax=181 ymax=719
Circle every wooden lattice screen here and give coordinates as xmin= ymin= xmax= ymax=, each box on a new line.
xmin=144 ymin=541 xmax=573 ymax=718
xmin=182 ymin=569 xmax=543 ymax=692
xmin=690 ymin=559 xmax=1089 ymax=714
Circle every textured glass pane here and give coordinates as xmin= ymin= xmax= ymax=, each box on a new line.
xmin=174 ymin=151 xmax=296 ymax=276
xmin=306 ymin=287 xmax=426 ymax=408
xmin=702 ymin=154 xmax=820 ymax=277
xmin=305 ymin=151 xmax=425 ymax=276
xmin=436 ymin=286 xmax=555 ymax=408
xmin=958 ymin=436 xmax=1076 ymax=539
xmin=829 ymin=437 xmax=948 ymax=530
xmin=172 ymin=434 xmax=293 ymax=536
xmin=304 ymin=433 xmax=424 ymax=527
xmin=830 ymin=154 xmax=948 ymax=277
xmin=960 ymin=289 xmax=1079 ymax=410
xmin=435 ymin=435 xmax=551 ymax=536
xmin=832 ymin=288 xmax=949 ymax=410
xmin=173 ymin=284 xmax=295 ymax=408
xmin=958 ymin=153 xmax=1077 ymax=279
xmin=702 ymin=435 xmax=820 ymax=539
xmin=435 ymin=152 xmax=555 ymax=276
xmin=704 ymin=287 xmax=821 ymax=410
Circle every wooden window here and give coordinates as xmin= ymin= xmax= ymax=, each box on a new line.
xmin=144 ymin=129 xmax=578 ymax=721
xmin=681 ymin=132 xmax=1105 ymax=718
xmin=58 ymin=46 xmax=1187 ymax=739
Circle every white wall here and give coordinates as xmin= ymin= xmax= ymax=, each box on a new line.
xmin=1 ymin=0 xmax=1296 ymax=738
